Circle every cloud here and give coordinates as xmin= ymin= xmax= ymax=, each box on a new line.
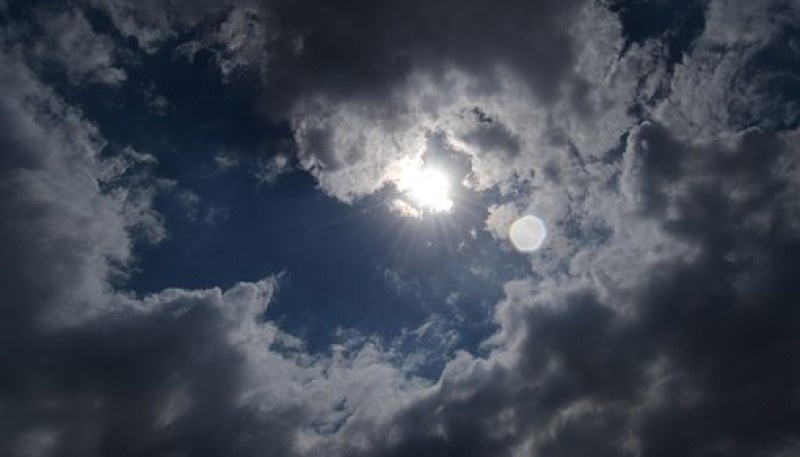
xmin=246 ymin=0 xmax=595 ymax=200
xmin=291 ymin=90 xmax=433 ymax=201
xmin=276 ymin=0 xmax=668 ymax=201
xmin=484 ymin=203 xmax=520 ymax=243
xmin=90 ymin=0 xmax=232 ymax=53
xmin=0 ymin=33 xmax=426 ymax=457
xmin=175 ymin=6 xmax=277 ymax=81
xmin=278 ymin=0 xmax=800 ymax=454
xmin=0 ymin=45 xmax=161 ymax=325
xmin=656 ymin=0 xmax=800 ymax=138
xmin=0 ymin=30 xmax=431 ymax=456
xmin=30 ymin=9 xmax=127 ymax=85
xmin=3 ymin=0 xmax=800 ymax=456
xmin=364 ymin=117 xmax=800 ymax=453
xmin=79 ymin=0 xmax=640 ymax=199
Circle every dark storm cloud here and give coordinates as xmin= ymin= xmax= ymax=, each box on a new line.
xmin=459 ymin=117 xmax=522 ymax=159
xmin=3 ymin=0 xmax=800 ymax=457
xmin=0 ymin=22 xmax=418 ymax=456
xmin=1 ymin=282 xmax=302 ymax=457
xmin=111 ymin=0 xmax=597 ymax=199
xmin=618 ymin=125 xmax=800 ymax=457
xmin=345 ymin=121 xmax=800 ymax=457
xmin=273 ymin=0 xmax=800 ymax=454
xmin=0 ymin=42 xmax=284 ymax=455
xmin=261 ymin=0 xmax=585 ymax=110
xmin=264 ymin=0 xmax=598 ymax=199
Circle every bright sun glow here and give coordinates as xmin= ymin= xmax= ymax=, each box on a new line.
xmin=399 ymin=166 xmax=454 ymax=213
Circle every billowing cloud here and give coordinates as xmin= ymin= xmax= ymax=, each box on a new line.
xmin=2 ymin=0 xmax=800 ymax=456
xmin=0 ymin=26 xmax=426 ymax=456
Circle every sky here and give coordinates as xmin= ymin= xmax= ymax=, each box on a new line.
xmin=1 ymin=0 xmax=800 ymax=456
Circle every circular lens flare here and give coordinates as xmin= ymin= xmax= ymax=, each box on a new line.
xmin=509 ymin=215 xmax=546 ymax=252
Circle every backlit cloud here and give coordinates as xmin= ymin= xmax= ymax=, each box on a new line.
xmin=2 ymin=0 xmax=800 ymax=456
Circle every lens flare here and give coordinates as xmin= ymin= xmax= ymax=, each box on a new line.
xmin=509 ymin=215 xmax=546 ymax=252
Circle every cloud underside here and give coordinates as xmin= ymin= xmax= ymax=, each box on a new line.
xmin=2 ymin=0 xmax=800 ymax=456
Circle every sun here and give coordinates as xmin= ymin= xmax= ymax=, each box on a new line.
xmin=408 ymin=168 xmax=453 ymax=212
xmin=397 ymin=164 xmax=454 ymax=213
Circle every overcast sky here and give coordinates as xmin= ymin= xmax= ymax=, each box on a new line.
xmin=2 ymin=0 xmax=800 ymax=456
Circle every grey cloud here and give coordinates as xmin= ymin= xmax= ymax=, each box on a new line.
xmin=263 ymin=0 xmax=586 ymax=109
xmin=4 ymin=0 xmax=800 ymax=457
xmin=362 ymin=122 xmax=800 ymax=454
xmin=175 ymin=6 xmax=277 ymax=82
xmin=261 ymin=0 xmax=595 ymax=199
xmin=459 ymin=118 xmax=521 ymax=159
xmin=275 ymin=0 xmax=662 ymax=200
xmin=284 ymin=1 xmax=800 ymax=455
xmin=85 ymin=0 xmax=624 ymax=199
xmin=276 ymin=2 xmax=800 ymax=453
xmin=657 ymin=0 xmax=800 ymax=138
xmin=0 ymin=49 xmax=157 ymax=325
xmin=1 ymin=281 xmax=288 ymax=457
xmin=31 ymin=9 xmax=127 ymax=85
xmin=90 ymin=0 xmax=232 ymax=53
xmin=0 ymin=36 xmax=428 ymax=457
